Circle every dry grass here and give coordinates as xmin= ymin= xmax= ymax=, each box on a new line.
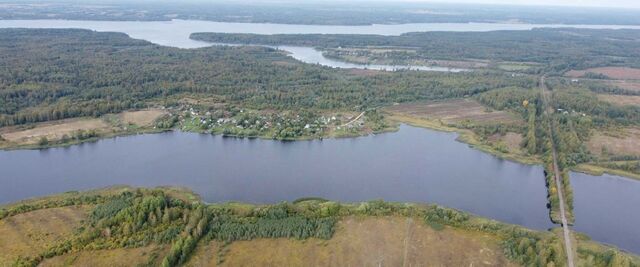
xmin=347 ymin=68 xmax=384 ymax=76
xmin=185 ymin=241 xmax=220 ymax=267
xmin=565 ymin=67 xmax=640 ymax=80
xmin=120 ymin=109 xmax=167 ymax=126
xmin=0 ymin=118 xmax=110 ymax=144
xmin=488 ymin=132 xmax=524 ymax=153
xmin=608 ymin=80 xmax=640 ymax=92
xmin=0 ymin=206 xmax=90 ymax=264
xmin=587 ymin=127 xmax=640 ymax=156
xmin=187 ymin=216 xmax=513 ymax=267
xmin=385 ymin=99 xmax=521 ymax=125
xmin=598 ymin=94 xmax=640 ymax=106
xmin=40 ymin=245 xmax=168 ymax=267
xmin=331 ymin=47 xmax=488 ymax=68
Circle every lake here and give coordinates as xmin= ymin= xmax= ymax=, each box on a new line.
xmin=2 ymin=125 xmax=638 ymax=252
xmin=572 ymin=172 xmax=640 ymax=254
xmin=2 ymin=19 xmax=640 ymax=71
xmin=1 ymin=125 xmax=553 ymax=231
xmin=1 ymin=18 xmax=640 ymax=254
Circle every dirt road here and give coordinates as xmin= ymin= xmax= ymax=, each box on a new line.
xmin=540 ymin=76 xmax=575 ymax=267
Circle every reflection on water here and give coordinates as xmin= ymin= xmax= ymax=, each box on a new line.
xmin=571 ymin=172 xmax=640 ymax=253
xmin=0 ymin=125 xmax=552 ymax=232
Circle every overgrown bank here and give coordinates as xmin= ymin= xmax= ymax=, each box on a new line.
xmin=1 ymin=187 xmax=637 ymax=266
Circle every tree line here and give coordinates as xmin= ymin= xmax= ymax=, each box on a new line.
xmin=0 ymin=29 xmax=535 ymax=127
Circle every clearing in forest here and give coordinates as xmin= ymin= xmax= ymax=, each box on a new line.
xmin=385 ymin=99 xmax=520 ymax=125
xmin=565 ymin=67 xmax=640 ymax=80
xmin=40 ymin=246 xmax=168 ymax=267
xmin=0 ymin=118 xmax=110 ymax=144
xmin=0 ymin=206 xmax=90 ymax=263
xmin=487 ymin=132 xmax=524 ymax=153
xmin=187 ymin=216 xmax=514 ymax=267
xmin=120 ymin=109 xmax=167 ymax=126
xmin=598 ymin=94 xmax=640 ymax=106
xmin=607 ymin=80 xmax=640 ymax=92
xmin=587 ymin=127 xmax=640 ymax=157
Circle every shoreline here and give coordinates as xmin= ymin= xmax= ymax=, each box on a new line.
xmin=3 ymin=112 xmax=640 ymax=183
xmin=1 ymin=186 xmax=638 ymax=264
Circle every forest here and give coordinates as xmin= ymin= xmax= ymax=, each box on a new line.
xmin=192 ymin=28 xmax=640 ymax=73
xmin=0 ymin=28 xmax=535 ymax=127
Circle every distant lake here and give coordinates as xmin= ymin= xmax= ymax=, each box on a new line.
xmin=2 ymin=19 xmax=640 ymax=71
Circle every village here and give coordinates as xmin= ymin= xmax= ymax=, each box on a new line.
xmin=159 ymin=104 xmax=389 ymax=140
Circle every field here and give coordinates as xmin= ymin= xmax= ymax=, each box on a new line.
xmin=40 ymin=246 xmax=168 ymax=267
xmin=565 ymin=67 xmax=640 ymax=80
xmin=0 ymin=206 xmax=90 ymax=264
xmin=120 ymin=109 xmax=167 ymax=126
xmin=187 ymin=216 xmax=514 ymax=267
xmin=608 ymin=80 xmax=640 ymax=92
xmin=384 ymin=99 xmax=521 ymax=126
xmin=0 ymin=109 xmax=167 ymax=149
xmin=598 ymin=94 xmax=640 ymax=106
xmin=0 ymin=118 xmax=110 ymax=144
xmin=496 ymin=62 xmax=538 ymax=71
xmin=587 ymin=127 xmax=640 ymax=157
xmin=488 ymin=132 xmax=524 ymax=154
xmin=325 ymin=47 xmax=490 ymax=69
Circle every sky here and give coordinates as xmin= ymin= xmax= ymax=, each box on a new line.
xmin=143 ymin=0 xmax=640 ymax=9
xmin=399 ymin=0 xmax=640 ymax=9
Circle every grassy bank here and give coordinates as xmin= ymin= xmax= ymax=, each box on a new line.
xmin=387 ymin=113 xmax=542 ymax=166
xmin=573 ymin=164 xmax=640 ymax=181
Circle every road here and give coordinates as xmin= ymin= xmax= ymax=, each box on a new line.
xmin=540 ymin=76 xmax=575 ymax=267
xmin=341 ymin=111 xmax=365 ymax=127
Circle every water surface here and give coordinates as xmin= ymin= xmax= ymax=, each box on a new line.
xmin=0 ymin=125 xmax=553 ymax=231
xmin=571 ymin=172 xmax=640 ymax=253
xmin=2 ymin=18 xmax=640 ymax=254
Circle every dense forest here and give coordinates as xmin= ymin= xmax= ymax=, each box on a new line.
xmin=0 ymin=28 xmax=535 ymax=127
xmin=192 ymin=28 xmax=640 ymax=72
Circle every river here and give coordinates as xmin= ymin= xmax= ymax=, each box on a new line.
xmin=2 ymin=19 xmax=640 ymax=71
